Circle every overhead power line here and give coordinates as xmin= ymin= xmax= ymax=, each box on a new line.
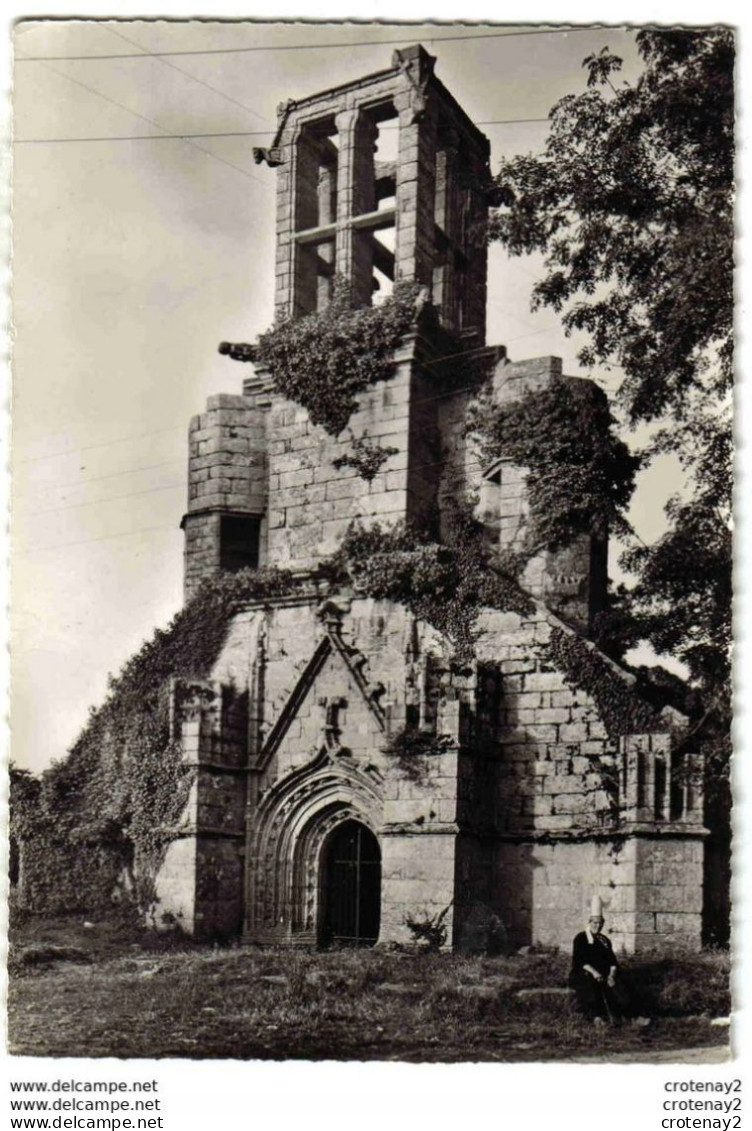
xmin=14 ymin=25 xmax=556 ymax=147
xmin=26 ymin=481 xmax=184 ymax=518
xmin=16 ymin=522 xmax=179 ymax=555
xmin=103 ymin=22 xmax=269 ymax=126
xmin=16 ymin=425 xmax=185 ymax=465
xmin=15 ymin=130 xmax=275 ymax=144
xmin=21 ymin=459 xmax=185 ymax=502
xmin=15 ymin=26 xmax=611 ymax=62
xmin=15 ymin=50 xmax=273 ymax=188
xmin=14 ymin=116 xmax=551 ymax=145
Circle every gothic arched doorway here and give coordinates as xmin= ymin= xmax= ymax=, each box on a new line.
xmin=320 ymin=820 xmax=381 ymax=947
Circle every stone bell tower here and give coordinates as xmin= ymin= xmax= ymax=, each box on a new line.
xmin=182 ymin=45 xmax=606 ymax=632
xmin=260 ymin=44 xmax=490 ymax=335
xmin=182 ymin=47 xmax=493 ymax=592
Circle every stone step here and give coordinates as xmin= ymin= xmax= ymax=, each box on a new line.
xmin=516 ymin=987 xmax=574 ymax=1000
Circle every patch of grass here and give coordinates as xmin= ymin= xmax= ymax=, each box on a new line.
xmin=7 ymin=903 xmax=205 ymax=978
xmin=7 ymin=914 xmax=730 ymax=1061
xmin=631 ymin=945 xmax=731 ymax=1017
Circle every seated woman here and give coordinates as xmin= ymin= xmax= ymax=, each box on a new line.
xmin=569 ymin=898 xmax=636 ymax=1024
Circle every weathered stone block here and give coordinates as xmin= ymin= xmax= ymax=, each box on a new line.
xmin=524 ymin=671 xmax=568 ymax=693
xmin=536 ymin=707 xmax=571 ymax=725
xmin=655 ymin=913 xmax=701 ymax=938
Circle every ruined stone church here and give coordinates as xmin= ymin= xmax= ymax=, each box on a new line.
xmin=157 ymin=46 xmax=705 ymax=953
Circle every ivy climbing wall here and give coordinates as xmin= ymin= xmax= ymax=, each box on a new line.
xmin=139 ymin=587 xmax=705 ymax=951
xmin=14 ymin=44 xmax=707 ymax=956
xmin=263 ymin=360 xmax=414 ymax=568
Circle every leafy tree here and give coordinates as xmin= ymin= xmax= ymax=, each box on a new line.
xmin=490 ymin=27 xmax=734 ymax=939
xmin=491 ymin=29 xmax=733 ymax=431
xmin=490 ymin=26 xmax=733 ymax=696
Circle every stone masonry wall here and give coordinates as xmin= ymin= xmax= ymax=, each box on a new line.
xmin=183 ymin=393 xmax=268 ymax=599
xmin=155 ymin=839 xmax=197 ymax=932
xmin=182 ymin=511 xmax=223 ymax=602
xmin=489 ymin=836 xmax=704 ymax=954
xmin=486 ymin=356 xmax=608 ymax=630
xmin=490 ymin=838 xmax=637 ymax=953
xmin=153 ymin=678 xmax=248 ymax=938
xmin=475 ymin=608 xmax=618 ymax=835
xmin=380 ymin=829 xmax=459 ymax=945
xmin=264 ymin=347 xmax=439 ymax=569
xmin=152 ymin=590 xmax=704 ymax=950
xmin=633 ymin=837 xmax=705 ymax=948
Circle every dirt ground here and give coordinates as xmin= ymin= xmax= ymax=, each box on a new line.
xmin=7 ymin=911 xmax=732 ymax=1062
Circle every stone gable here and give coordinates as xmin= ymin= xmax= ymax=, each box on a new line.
xmin=151 ymin=589 xmax=704 ymax=953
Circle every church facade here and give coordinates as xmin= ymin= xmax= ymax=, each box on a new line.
xmin=155 ymin=46 xmax=706 ymax=953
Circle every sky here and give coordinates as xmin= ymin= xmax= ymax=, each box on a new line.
xmin=6 ymin=19 xmax=724 ymax=774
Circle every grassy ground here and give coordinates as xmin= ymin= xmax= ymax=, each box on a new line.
xmin=7 ymin=909 xmax=731 ymax=1062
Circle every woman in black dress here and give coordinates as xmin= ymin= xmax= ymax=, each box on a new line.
xmin=569 ymin=908 xmax=633 ymax=1023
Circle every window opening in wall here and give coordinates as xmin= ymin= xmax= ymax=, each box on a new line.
xmin=374 ymin=115 xmax=399 ymax=163
xmin=293 ymin=116 xmax=339 ymax=315
xmin=636 ymin=747 xmax=646 ymax=811
xmin=432 ymin=124 xmax=477 ymax=334
xmin=670 ymin=775 xmax=685 ymax=821
xmin=295 ymin=236 xmax=335 ymax=316
xmin=479 ymin=464 xmax=502 ymax=549
xmin=456 ymin=256 xmax=471 ymax=330
xmin=294 ymin=117 xmax=339 ymax=232
xmin=405 ymin=703 xmax=421 ymax=728
xmin=670 ymin=754 xmax=686 ymax=821
xmin=376 ymin=165 xmax=396 ymax=213
xmin=353 ymin=101 xmax=398 ymax=216
xmin=220 ymin=514 xmax=261 ymax=573
xmin=374 ymin=117 xmax=397 ymax=212
xmin=317 ymin=133 xmax=339 ymax=227
xmin=372 ymin=226 xmax=395 ymax=305
xmin=654 ymin=753 xmax=667 ymax=821
xmin=372 ymin=262 xmax=393 ymax=305
xmin=350 ymin=102 xmax=397 ymax=307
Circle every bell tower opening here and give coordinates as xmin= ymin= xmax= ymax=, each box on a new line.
xmin=319 ymin=819 xmax=381 ymax=947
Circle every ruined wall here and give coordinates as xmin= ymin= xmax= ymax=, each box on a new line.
xmin=474 ymin=608 xmax=618 ymax=835
xmin=258 ymin=335 xmax=448 ymax=569
xmin=153 ymin=679 xmax=248 ymax=938
xmin=483 ymin=356 xmax=609 ymax=630
xmin=262 ymin=357 xmax=414 ymax=568
xmin=148 ymin=587 xmax=704 ymax=952
xmin=471 ymin=606 xmax=705 ymax=951
xmin=182 ymin=394 xmax=268 ymax=600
